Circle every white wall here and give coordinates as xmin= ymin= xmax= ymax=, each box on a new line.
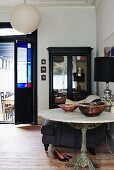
xmin=0 ymin=7 xmax=96 ymax=117
xmin=38 ymin=8 xmax=96 ymax=113
xmin=96 ymin=0 xmax=114 ymax=96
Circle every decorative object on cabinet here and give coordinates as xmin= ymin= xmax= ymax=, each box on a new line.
xmin=111 ymin=46 xmax=114 ymax=57
xmin=104 ymin=46 xmax=114 ymax=57
xmin=47 ymin=47 xmax=92 ymax=109
xmin=94 ymin=57 xmax=114 ymax=111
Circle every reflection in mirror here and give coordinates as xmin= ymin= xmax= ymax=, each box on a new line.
xmin=53 ymin=56 xmax=67 ymax=104
xmin=72 ymin=56 xmax=87 ymax=101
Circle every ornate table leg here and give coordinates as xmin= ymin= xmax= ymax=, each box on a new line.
xmin=73 ymin=127 xmax=95 ymax=170
xmin=66 ymin=123 xmax=100 ymax=170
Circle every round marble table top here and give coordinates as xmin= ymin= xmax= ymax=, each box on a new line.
xmin=39 ymin=108 xmax=114 ymax=124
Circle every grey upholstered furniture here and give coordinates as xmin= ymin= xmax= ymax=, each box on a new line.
xmin=41 ymin=119 xmax=105 ymax=154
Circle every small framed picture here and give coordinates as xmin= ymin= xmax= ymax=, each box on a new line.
xmin=41 ymin=66 xmax=46 ymax=73
xmin=41 ymin=75 xmax=46 ymax=81
xmin=104 ymin=47 xmax=111 ymax=57
xmin=41 ymin=59 xmax=46 ymax=65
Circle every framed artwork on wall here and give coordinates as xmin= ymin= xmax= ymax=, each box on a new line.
xmin=41 ymin=66 xmax=46 ymax=73
xmin=41 ymin=75 xmax=46 ymax=81
xmin=41 ymin=59 xmax=46 ymax=65
xmin=104 ymin=47 xmax=111 ymax=57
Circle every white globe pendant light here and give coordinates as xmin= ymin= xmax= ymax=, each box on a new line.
xmin=10 ymin=1 xmax=41 ymax=34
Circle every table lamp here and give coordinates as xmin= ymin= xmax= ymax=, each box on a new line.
xmin=94 ymin=57 xmax=114 ymax=111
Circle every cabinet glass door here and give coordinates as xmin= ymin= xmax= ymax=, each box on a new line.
xmin=48 ymin=47 xmax=92 ymax=109
xmin=53 ymin=56 xmax=67 ymax=105
xmin=72 ymin=56 xmax=88 ymax=101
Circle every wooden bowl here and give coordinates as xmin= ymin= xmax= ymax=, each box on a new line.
xmin=78 ymin=102 xmax=105 ymax=117
xmin=58 ymin=104 xmax=77 ymax=112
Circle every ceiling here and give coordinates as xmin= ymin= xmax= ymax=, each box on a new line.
xmin=0 ymin=0 xmax=97 ymax=9
xmin=0 ymin=0 xmax=98 ymax=60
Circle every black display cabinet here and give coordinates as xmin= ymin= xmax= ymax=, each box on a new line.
xmin=47 ymin=47 xmax=92 ymax=109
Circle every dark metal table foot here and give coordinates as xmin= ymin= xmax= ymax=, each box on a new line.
xmin=65 ymin=153 xmax=95 ymax=170
xmin=74 ymin=153 xmax=95 ymax=170
xmin=65 ymin=123 xmax=101 ymax=170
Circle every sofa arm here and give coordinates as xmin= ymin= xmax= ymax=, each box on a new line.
xmin=41 ymin=119 xmax=57 ymax=136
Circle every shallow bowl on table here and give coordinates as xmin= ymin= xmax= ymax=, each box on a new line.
xmin=58 ymin=104 xmax=77 ymax=112
xmin=78 ymin=102 xmax=105 ymax=117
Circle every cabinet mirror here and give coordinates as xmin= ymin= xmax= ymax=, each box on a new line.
xmin=53 ymin=55 xmax=67 ymax=104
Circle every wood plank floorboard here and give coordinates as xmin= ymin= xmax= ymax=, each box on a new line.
xmin=0 ymin=124 xmax=113 ymax=169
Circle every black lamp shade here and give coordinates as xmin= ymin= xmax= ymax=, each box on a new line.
xmin=94 ymin=57 xmax=114 ymax=83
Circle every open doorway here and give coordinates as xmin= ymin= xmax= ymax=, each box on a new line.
xmin=0 ymin=23 xmax=37 ymax=124
xmin=0 ymin=42 xmax=14 ymax=122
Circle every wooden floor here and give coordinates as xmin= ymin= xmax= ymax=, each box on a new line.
xmin=0 ymin=124 xmax=114 ymax=170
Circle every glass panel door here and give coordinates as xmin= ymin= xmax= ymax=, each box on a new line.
xmin=15 ymin=41 xmax=34 ymax=124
